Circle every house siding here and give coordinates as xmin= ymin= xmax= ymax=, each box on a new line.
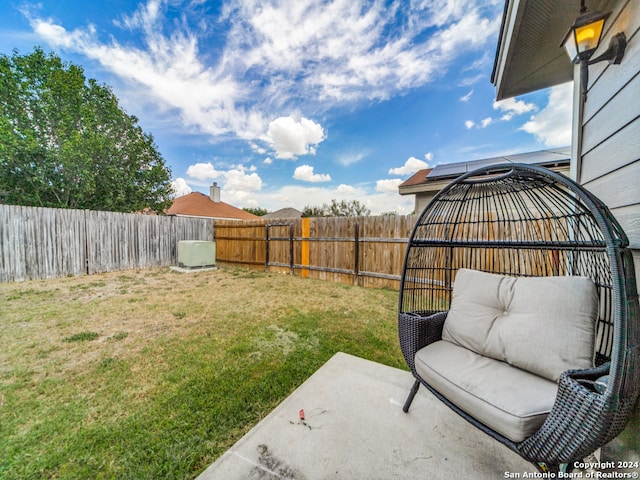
xmin=576 ymin=0 xmax=640 ymax=460
xmin=415 ymin=192 xmax=435 ymax=215
xmin=579 ymin=0 xmax=640 ymax=282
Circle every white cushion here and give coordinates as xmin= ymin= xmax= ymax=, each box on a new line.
xmin=442 ymin=268 xmax=597 ymax=382
xmin=415 ymin=340 xmax=558 ymax=442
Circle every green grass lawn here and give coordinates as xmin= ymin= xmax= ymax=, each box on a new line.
xmin=0 ymin=266 xmax=405 ymax=479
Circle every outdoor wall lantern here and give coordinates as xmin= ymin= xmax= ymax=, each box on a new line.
xmin=561 ymin=0 xmax=626 ymax=101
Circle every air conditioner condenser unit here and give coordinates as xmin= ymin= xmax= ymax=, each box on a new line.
xmin=178 ymin=240 xmax=216 ymax=269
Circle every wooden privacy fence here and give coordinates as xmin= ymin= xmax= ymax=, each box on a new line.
xmin=214 ymin=215 xmax=418 ymax=290
xmin=0 ymin=204 xmax=214 ymax=282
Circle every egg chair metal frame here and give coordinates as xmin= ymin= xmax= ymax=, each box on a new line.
xmin=398 ymin=163 xmax=640 ymax=473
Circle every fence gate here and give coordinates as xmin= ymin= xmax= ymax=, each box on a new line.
xmin=265 ymin=223 xmax=294 ymax=274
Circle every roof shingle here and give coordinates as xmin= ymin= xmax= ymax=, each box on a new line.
xmin=166 ymin=192 xmax=259 ymax=220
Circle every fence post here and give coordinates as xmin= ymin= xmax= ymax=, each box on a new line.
xmin=301 ymin=217 xmax=310 ymax=278
xmin=354 ymin=222 xmax=359 ymax=286
xmin=289 ymin=223 xmax=294 ymax=275
xmin=265 ymin=224 xmax=270 ymax=272
xmin=84 ymin=209 xmax=90 ymax=275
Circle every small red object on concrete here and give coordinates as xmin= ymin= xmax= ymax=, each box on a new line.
xmin=299 ymin=409 xmax=305 ymax=420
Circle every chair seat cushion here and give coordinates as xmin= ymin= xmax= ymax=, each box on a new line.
xmin=441 ymin=268 xmax=597 ymax=382
xmin=415 ymin=340 xmax=558 ymax=443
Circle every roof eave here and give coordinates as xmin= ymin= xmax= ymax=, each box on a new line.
xmin=491 ymin=0 xmax=605 ymax=100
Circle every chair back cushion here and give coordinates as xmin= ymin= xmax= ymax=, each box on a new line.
xmin=442 ymin=268 xmax=598 ymax=382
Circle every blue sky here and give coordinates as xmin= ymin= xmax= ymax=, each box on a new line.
xmin=0 ymin=0 xmax=573 ymax=214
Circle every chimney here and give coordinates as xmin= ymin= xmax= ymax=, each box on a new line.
xmin=210 ymin=182 xmax=221 ymax=202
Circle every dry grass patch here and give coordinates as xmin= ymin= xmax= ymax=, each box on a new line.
xmin=0 ymin=265 xmax=403 ymax=479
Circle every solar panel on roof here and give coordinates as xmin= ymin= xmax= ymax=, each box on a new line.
xmin=426 ymin=163 xmax=468 ymax=178
xmin=468 ymin=157 xmax=509 ymax=169
xmin=426 ymin=148 xmax=570 ymax=180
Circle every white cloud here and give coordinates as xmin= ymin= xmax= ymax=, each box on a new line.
xmin=429 ymin=8 xmax=500 ymax=61
xmin=260 ymin=185 xmax=361 ymax=211
xmin=266 ymin=115 xmax=325 ymax=159
xmin=375 ymin=178 xmax=403 ymax=193
xmin=223 ymin=189 xmax=260 ymax=208
xmin=257 ymin=183 xmax=413 ymax=215
xmin=293 ymin=165 xmax=331 ymax=182
xmin=336 ymin=151 xmax=368 ymax=166
xmin=389 ymin=156 xmax=430 ymax=175
xmin=186 ymin=162 xmax=221 ymax=180
xmin=415 ymin=0 xmax=472 ymax=27
xmin=337 ymin=184 xmax=356 ymax=194
xmin=224 ymin=165 xmax=262 ymax=191
xmin=493 ymin=96 xmax=537 ymax=121
xmin=219 ymin=172 xmax=261 ymax=206
xmin=521 ymin=83 xmax=572 ymax=147
xmin=363 ymin=193 xmax=414 ymax=215
xmin=24 ymin=0 xmax=502 ymax=147
xmin=465 ymin=118 xmax=492 ymax=129
xmin=460 ymin=89 xmax=473 ymax=102
xmin=183 ymin=162 xmax=262 ymax=207
xmin=250 ymin=142 xmax=267 ymax=155
xmin=28 ymin=9 xmax=265 ymax=141
xmin=116 ymin=0 xmax=161 ymax=30
xmin=458 ymin=73 xmax=485 ymax=87
xmin=171 ymin=177 xmax=192 ymax=197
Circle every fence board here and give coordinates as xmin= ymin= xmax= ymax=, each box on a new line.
xmin=0 ymin=205 xmax=88 ymax=281
xmin=0 ymin=205 xmax=213 ymax=282
xmin=265 ymin=223 xmax=295 ymax=274
xmin=214 ymin=220 xmax=267 ymax=266
xmin=213 ymin=215 xmax=418 ymax=290
xmin=359 ymin=214 xmax=416 ymax=289
xmin=1 ymin=205 xmax=415 ymax=289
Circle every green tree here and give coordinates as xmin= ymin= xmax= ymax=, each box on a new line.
xmin=301 ymin=205 xmax=327 ymax=217
xmin=0 ymin=47 xmax=173 ymax=213
xmin=325 ymin=199 xmax=371 ymax=217
xmin=302 ymin=199 xmax=371 ymax=217
xmin=243 ymin=207 xmax=268 ymax=216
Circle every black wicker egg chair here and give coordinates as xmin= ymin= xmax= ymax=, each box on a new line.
xmin=398 ymin=164 xmax=640 ymax=473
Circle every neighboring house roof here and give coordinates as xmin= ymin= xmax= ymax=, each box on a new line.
xmin=492 ymin=0 xmax=615 ymax=100
xmin=262 ymin=208 xmax=303 ymax=219
xmin=400 ymin=168 xmax=433 ymax=189
xmin=166 ymin=192 xmax=259 ymax=220
xmin=399 ymin=147 xmax=571 ymax=195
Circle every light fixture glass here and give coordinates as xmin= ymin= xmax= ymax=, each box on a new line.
xmin=559 ymin=1 xmax=626 ymax=102
xmin=574 ymin=19 xmax=605 ymax=53
xmin=564 ymin=35 xmax=578 ymax=63
xmin=561 ymin=8 xmax=610 ymax=63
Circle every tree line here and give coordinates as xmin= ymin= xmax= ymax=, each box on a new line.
xmin=244 ymin=199 xmax=374 ymax=218
xmin=301 ymin=199 xmax=371 ymax=217
xmin=0 ymin=48 xmax=173 ymax=213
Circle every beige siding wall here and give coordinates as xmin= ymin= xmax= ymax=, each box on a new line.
xmin=579 ymin=0 xmax=640 ymax=278
xmin=414 ymin=192 xmax=436 ymax=215
xmin=577 ymin=0 xmax=640 ymax=459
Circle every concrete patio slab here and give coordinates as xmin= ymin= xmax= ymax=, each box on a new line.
xmin=197 ymin=352 xmax=537 ymax=480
